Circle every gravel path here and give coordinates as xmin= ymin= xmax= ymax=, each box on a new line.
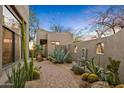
xmin=25 ymin=61 xmax=79 ymax=88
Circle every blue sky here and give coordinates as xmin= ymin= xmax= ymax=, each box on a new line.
xmin=29 ymin=5 xmax=112 ymax=36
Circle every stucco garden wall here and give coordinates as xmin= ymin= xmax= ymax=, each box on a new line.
xmin=47 ymin=32 xmax=73 ymax=55
xmin=68 ymin=29 xmax=124 ymax=82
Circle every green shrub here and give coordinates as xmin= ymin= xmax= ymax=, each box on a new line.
xmin=35 ymin=44 xmax=43 ymax=62
xmin=33 ymin=70 xmax=40 ymax=80
xmin=49 ymin=47 xmax=70 ymax=64
xmin=87 ymin=74 xmax=99 ymax=83
xmin=7 ymin=63 xmax=26 ymax=88
xmin=72 ymin=64 xmax=85 ymax=75
xmin=81 ymin=73 xmax=90 ymax=81
xmin=35 ymin=44 xmax=43 ymax=54
xmin=106 ymin=57 xmax=121 ymax=85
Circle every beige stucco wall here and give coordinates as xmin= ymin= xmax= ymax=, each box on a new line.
xmin=36 ymin=29 xmax=73 ymax=56
xmin=69 ymin=29 xmax=124 ymax=82
xmin=0 ymin=5 xmax=29 ymax=80
xmin=36 ymin=29 xmax=48 ymax=44
xmin=47 ymin=32 xmax=73 ymax=55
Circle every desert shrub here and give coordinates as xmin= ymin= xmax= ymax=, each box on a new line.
xmin=49 ymin=47 xmax=70 ymax=64
xmin=105 ymin=57 xmax=121 ymax=85
xmin=81 ymin=73 xmax=90 ymax=81
xmin=115 ymin=84 xmax=124 ymax=88
xmin=71 ymin=64 xmax=85 ymax=75
xmin=87 ymin=74 xmax=99 ymax=83
xmin=35 ymin=44 xmax=43 ymax=53
xmin=35 ymin=44 xmax=43 ymax=62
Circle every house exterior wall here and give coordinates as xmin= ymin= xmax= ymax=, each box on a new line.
xmin=47 ymin=32 xmax=73 ymax=55
xmin=36 ymin=29 xmax=48 ymax=44
xmin=68 ymin=29 xmax=124 ymax=82
xmin=14 ymin=5 xmax=29 ymax=57
xmin=36 ymin=29 xmax=73 ymax=56
xmin=0 ymin=5 xmax=29 ymax=80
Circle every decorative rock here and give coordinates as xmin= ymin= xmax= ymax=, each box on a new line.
xmin=91 ymin=81 xmax=110 ymax=88
xmin=79 ymin=81 xmax=90 ymax=88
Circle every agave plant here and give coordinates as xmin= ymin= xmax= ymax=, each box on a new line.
xmin=49 ymin=47 xmax=70 ymax=64
xmin=86 ymin=58 xmax=104 ymax=79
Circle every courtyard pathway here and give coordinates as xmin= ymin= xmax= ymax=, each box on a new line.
xmin=28 ymin=60 xmax=79 ymax=88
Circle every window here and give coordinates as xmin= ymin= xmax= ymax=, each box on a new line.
xmin=3 ymin=6 xmax=20 ymax=34
xmin=2 ymin=28 xmax=14 ymax=65
xmin=51 ymin=41 xmax=60 ymax=46
xmin=96 ymin=42 xmax=104 ymax=54
xmin=2 ymin=6 xmax=21 ymax=66
xmin=15 ymin=35 xmax=21 ymax=61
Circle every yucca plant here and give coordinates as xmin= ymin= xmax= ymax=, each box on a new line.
xmin=7 ymin=63 xmax=27 ymax=88
xmin=49 ymin=47 xmax=70 ymax=64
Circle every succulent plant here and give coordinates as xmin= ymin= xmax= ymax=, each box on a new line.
xmin=106 ymin=57 xmax=121 ymax=85
xmin=86 ymin=58 xmax=104 ymax=80
xmin=81 ymin=73 xmax=90 ymax=81
xmin=115 ymin=84 xmax=124 ymax=88
xmin=33 ymin=70 xmax=40 ymax=79
xmin=49 ymin=47 xmax=70 ymax=64
xmin=87 ymin=74 xmax=99 ymax=83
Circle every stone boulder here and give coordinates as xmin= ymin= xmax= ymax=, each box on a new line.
xmin=79 ymin=81 xmax=90 ymax=88
xmin=91 ymin=81 xmax=110 ymax=88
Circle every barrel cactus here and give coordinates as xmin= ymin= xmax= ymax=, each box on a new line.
xmin=115 ymin=84 xmax=124 ymax=88
xmin=33 ymin=70 xmax=40 ymax=79
xmin=87 ymin=74 xmax=99 ymax=83
xmin=81 ymin=73 xmax=90 ymax=81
